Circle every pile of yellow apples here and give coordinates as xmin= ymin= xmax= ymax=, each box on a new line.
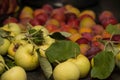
xmin=0 ymin=21 xmax=90 ymax=80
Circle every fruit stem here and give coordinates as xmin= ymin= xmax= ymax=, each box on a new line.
xmin=55 ymin=60 xmax=60 ymax=64
xmin=2 ymin=62 xmax=10 ymax=70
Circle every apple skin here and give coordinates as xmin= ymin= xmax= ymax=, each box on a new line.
xmin=0 ymin=66 xmax=27 ymax=80
xmin=1 ymin=23 xmax=21 ymax=36
xmin=0 ymin=55 xmax=5 ymax=74
xmin=8 ymin=40 xmax=28 ymax=59
xmin=0 ymin=39 xmax=10 ymax=55
xmin=53 ymin=61 xmax=80 ymax=80
xmin=67 ymin=54 xmax=90 ymax=78
xmin=14 ymin=43 xmax=39 ymax=71
xmin=115 ymin=53 xmax=120 ymax=69
xmin=14 ymin=33 xmax=26 ymax=41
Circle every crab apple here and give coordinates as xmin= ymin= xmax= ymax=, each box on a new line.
xmin=81 ymin=32 xmax=94 ymax=41
xmin=111 ymin=34 xmax=120 ymax=42
xmin=79 ymin=27 xmax=92 ymax=34
xmin=79 ymin=44 xmax=90 ymax=55
xmin=69 ymin=33 xmax=82 ymax=42
xmin=42 ymin=4 xmax=53 ymax=15
xmin=19 ymin=6 xmax=34 ymax=20
xmin=86 ymin=46 xmax=102 ymax=60
xmin=29 ymin=18 xmax=40 ymax=26
xmin=65 ymin=12 xmax=77 ymax=22
xmin=33 ymin=9 xmax=46 ymax=17
xmin=60 ymin=24 xmax=72 ymax=32
xmin=76 ymin=38 xmax=90 ymax=44
xmin=79 ymin=14 xmax=93 ymax=22
xmin=80 ymin=17 xmax=96 ymax=28
xmin=79 ymin=10 xmax=96 ymax=20
xmin=66 ymin=6 xmax=80 ymax=17
xmin=45 ymin=24 xmax=60 ymax=33
xmin=101 ymin=17 xmax=118 ymax=28
xmin=102 ymin=31 xmax=111 ymax=40
xmin=46 ymin=19 xmax=60 ymax=27
xmin=51 ymin=8 xmax=66 ymax=22
xmin=67 ymin=19 xmax=80 ymax=29
xmin=3 ymin=17 xmax=18 ymax=25
xmin=91 ymin=24 xmax=104 ymax=35
xmin=99 ymin=10 xmax=114 ymax=21
xmin=35 ymin=13 xmax=48 ymax=25
xmin=67 ymin=28 xmax=78 ymax=34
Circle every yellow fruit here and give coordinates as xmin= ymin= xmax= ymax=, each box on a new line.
xmin=79 ymin=10 xmax=96 ymax=20
xmin=79 ymin=44 xmax=90 ymax=55
xmin=21 ymin=6 xmax=33 ymax=14
xmin=79 ymin=27 xmax=92 ymax=34
xmin=69 ymin=33 xmax=82 ymax=42
xmin=91 ymin=58 xmax=94 ymax=67
xmin=8 ymin=40 xmax=27 ymax=58
xmin=66 ymin=6 xmax=80 ymax=17
xmin=0 ymin=39 xmax=10 ymax=55
xmin=80 ymin=17 xmax=96 ymax=28
xmin=67 ymin=54 xmax=90 ymax=78
xmin=53 ymin=61 xmax=80 ymax=80
xmin=39 ymin=44 xmax=50 ymax=57
xmin=2 ymin=23 xmax=21 ymax=36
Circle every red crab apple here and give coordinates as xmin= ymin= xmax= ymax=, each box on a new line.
xmin=51 ymin=8 xmax=65 ymax=22
xmin=75 ymin=38 xmax=89 ymax=44
xmin=42 ymin=4 xmax=53 ymax=15
xmin=92 ymin=24 xmax=104 ymax=35
xmin=3 ymin=17 xmax=18 ymax=24
xmin=33 ymin=9 xmax=46 ymax=17
xmin=35 ymin=13 xmax=48 ymax=25
xmin=67 ymin=19 xmax=80 ymax=29
xmin=45 ymin=24 xmax=60 ymax=33
xmin=99 ymin=10 xmax=114 ymax=21
xmin=86 ymin=46 xmax=102 ymax=60
xmin=29 ymin=18 xmax=40 ymax=26
xmin=65 ymin=12 xmax=77 ymax=22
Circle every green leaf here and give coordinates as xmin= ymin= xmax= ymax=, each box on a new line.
xmin=4 ymin=56 xmax=16 ymax=68
xmin=91 ymin=51 xmax=115 ymax=79
xmin=45 ymin=40 xmax=80 ymax=63
xmin=49 ymin=32 xmax=67 ymax=40
xmin=36 ymin=49 xmax=53 ymax=79
xmin=0 ymin=29 xmax=11 ymax=38
xmin=106 ymin=24 xmax=120 ymax=34
xmin=28 ymin=29 xmax=44 ymax=45
xmin=105 ymin=42 xmax=119 ymax=55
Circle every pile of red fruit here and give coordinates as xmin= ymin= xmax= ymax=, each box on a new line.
xmin=3 ymin=4 xmax=119 ymax=59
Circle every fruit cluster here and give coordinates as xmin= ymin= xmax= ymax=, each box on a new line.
xmin=0 ymin=0 xmax=18 ymax=16
xmin=0 ymin=4 xmax=120 ymax=80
